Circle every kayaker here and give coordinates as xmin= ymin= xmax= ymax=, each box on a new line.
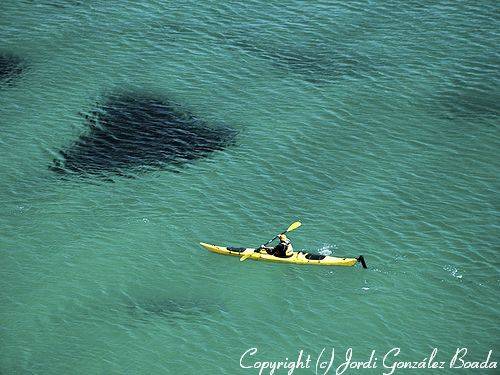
xmin=259 ymin=233 xmax=294 ymax=258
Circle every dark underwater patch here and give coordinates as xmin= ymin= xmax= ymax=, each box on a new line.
xmin=0 ymin=53 xmax=26 ymax=86
xmin=430 ymin=61 xmax=499 ymax=119
xmin=122 ymin=296 xmax=221 ymax=324
xmin=21 ymin=0 xmax=83 ymax=8
xmin=268 ymin=47 xmax=371 ymax=83
xmin=160 ymin=21 xmax=379 ymax=84
xmin=50 ymin=92 xmax=237 ymax=177
xmin=435 ymin=89 xmax=500 ymax=119
xmin=228 ymin=36 xmax=368 ymax=82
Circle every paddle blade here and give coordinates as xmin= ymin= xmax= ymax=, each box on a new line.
xmin=286 ymin=221 xmax=302 ymax=233
xmin=240 ymin=249 xmax=253 ymax=262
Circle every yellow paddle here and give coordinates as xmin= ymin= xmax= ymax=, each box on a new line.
xmin=240 ymin=221 xmax=302 ymax=262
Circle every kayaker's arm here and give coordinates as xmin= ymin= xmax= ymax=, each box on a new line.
xmin=240 ymin=221 xmax=301 ymax=262
xmin=256 ymin=245 xmax=273 ymax=253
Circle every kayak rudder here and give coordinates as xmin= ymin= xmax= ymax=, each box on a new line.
xmin=356 ymin=255 xmax=367 ymax=269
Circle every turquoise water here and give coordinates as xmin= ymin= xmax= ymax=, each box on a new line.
xmin=1 ymin=1 xmax=498 ymax=374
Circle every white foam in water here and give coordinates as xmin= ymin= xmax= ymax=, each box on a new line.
xmin=318 ymin=243 xmax=336 ymax=256
xmin=362 ymin=280 xmax=370 ymax=291
xmin=443 ymin=265 xmax=463 ymax=279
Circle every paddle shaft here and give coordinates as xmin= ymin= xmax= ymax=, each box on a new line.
xmin=260 ymin=234 xmax=280 ymax=248
xmin=240 ymin=221 xmax=301 ymax=262
xmin=259 ymin=221 xmax=301 ymax=248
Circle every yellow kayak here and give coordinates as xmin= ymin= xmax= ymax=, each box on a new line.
xmin=199 ymin=242 xmax=367 ymax=268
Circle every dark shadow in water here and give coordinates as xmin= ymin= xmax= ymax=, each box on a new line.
xmin=268 ymin=47 xmax=374 ymax=84
xmin=431 ymin=63 xmax=499 ymax=120
xmin=228 ymin=35 xmax=374 ymax=83
xmin=433 ymin=88 xmax=499 ymax=119
xmin=20 ymin=0 xmax=84 ymax=9
xmin=0 ymin=53 xmax=26 ymax=86
xmin=160 ymin=21 xmax=381 ymax=84
xmin=50 ymin=92 xmax=237 ymax=177
xmin=123 ymin=296 xmax=221 ymax=324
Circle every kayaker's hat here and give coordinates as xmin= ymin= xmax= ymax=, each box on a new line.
xmin=279 ymin=234 xmax=287 ymax=241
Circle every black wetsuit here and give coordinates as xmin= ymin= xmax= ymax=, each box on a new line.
xmin=267 ymin=240 xmax=292 ymax=258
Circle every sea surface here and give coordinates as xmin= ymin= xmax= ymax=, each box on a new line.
xmin=1 ymin=1 xmax=498 ymax=374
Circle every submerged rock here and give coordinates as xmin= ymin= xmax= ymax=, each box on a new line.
xmin=0 ymin=53 xmax=26 ymax=86
xmin=50 ymin=92 xmax=237 ymax=176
